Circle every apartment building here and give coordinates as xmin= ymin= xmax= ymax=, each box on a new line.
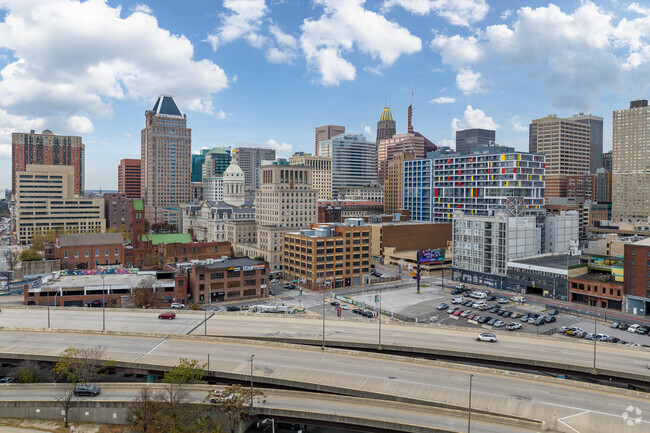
xmin=289 ymin=152 xmax=332 ymax=200
xmin=117 ymin=159 xmax=141 ymax=198
xmin=384 ymin=152 xmax=416 ymax=214
xmin=623 ymin=238 xmax=650 ymax=315
xmin=338 ymin=183 xmax=383 ymax=202
xmin=318 ymin=134 xmax=377 ymax=198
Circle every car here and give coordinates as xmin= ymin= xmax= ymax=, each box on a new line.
xmin=451 ymin=288 xmax=463 ymax=295
xmin=486 ymin=295 xmax=497 ymax=301
xmin=352 ymin=308 xmax=363 ymax=314
xmin=489 ymin=306 xmax=500 ymax=313
xmin=453 ymin=309 xmax=464 ymax=316
xmin=498 ymin=298 xmax=509 ymax=304
xmin=573 ymin=330 xmax=586 ymax=338
xmin=158 ymin=311 xmax=176 ymax=320
xmin=170 ymin=302 xmax=185 ymax=309
xmin=486 ymin=318 xmax=496 ymax=326
xmin=456 ymin=284 xmax=465 ymax=290
xmin=447 ymin=307 xmax=458 ymax=314
xmin=464 ymin=300 xmax=474 ymax=307
xmin=74 ymin=384 xmax=101 ymax=397
xmin=361 ymin=311 xmax=374 ymax=318
xmin=477 ymin=304 xmax=491 ymax=311
xmin=283 ymin=283 xmax=292 ymax=288
xmin=506 ymin=322 xmax=522 ymax=331
xmin=226 ymin=305 xmax=241 ymax=312
xmin=286 ymin=285 xmax=296 ymax=290
xmin=270 ymin=279 xmax=278 ymax=283
xmin=626 ymin=342 xmax=641 ymax=347
xmin=476 ymin=333 xmax=497 ymax=342
xmin=548 ymin=309 xmax=559 ymax=315
xmin=467 ymin=313 xmax=477 ymax=320
xmin=565 ymin=327 xmax=581 ymax=335
xmin=628 ymin=324 xmax=641 ymax=333
xmin=528 ymin=317 xmax=538 ymax=324
xmin=275 ymin=423 xmax=300 ymax=431
xmin=269 ymin=289 xmax=275 ymax=296
xmin=451 ymin=297 xmax=463 ymax=304
xmin=209 ymin=306 xmax=223 ymax=312
xmin=340 ymin=305 xmax=349 ymax=310
xmin=521 ymin=315 xmax=530 ymax=322
xmin=636 ymin=326 xmax=650 ymax=335
xmin=437 ymin=303 xmax=449 ymax=310
xmin=546 ymin=316 xmax=556 ymax=323
xmin=208 ymin=389 xmax=236 ymax=404
xmin=473 ymin=302 xmax=487 ymax=309
xmin=330 ymin=301 xmax=340 ymax=307
xmin=510 ymin=312 xmax=522 ymax=319
xmin=0 ymin=376 xmax=15 ymax=383
xmin=618 ymin=323 xmax=629 ymax=330
xmin=498 ymin=310 xmax=508 ymax=316
xmin=610 ymin=322 xmax=620 ymax=329
xmin=595 ymin=333 xmax=610 ymax=340
xmin=493 ymin=320 xmax=506 ymax=328
xmin=584 ymin=333 xmax=596 ymax=340
xmin=533 ymin=317 xmax=546 ymax=326
xmin=478 ymin=316 xmax=490 ymax=324
xmin=460 ymin=310 xmax=471 ymax=318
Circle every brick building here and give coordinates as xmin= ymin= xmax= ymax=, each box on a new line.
xmin=623 ymin=238 xmax=650 ymax=315
xmin=118 ymin=158 xmax=141 ymax=198
xmin=170 ymin=257 xmax=269 ymax=303
xmin=46 ymin=232 xmax=125 ymax=270
xmin=104 ymin=193 xmax=133 ymax=233
xmin=283 ymin=220 xmax=371 ymax=289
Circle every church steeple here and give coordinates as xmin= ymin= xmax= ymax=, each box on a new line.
xmin=376 ymin=105 xmax=396 ymax=142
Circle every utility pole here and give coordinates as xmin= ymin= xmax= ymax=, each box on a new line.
xmin=378 ymin=287 xmax=382 ymax=350
xmin=441 ymin=266 xmax=445 ymax=291
xmin=250 ymin=354 xmax=255 ymax=409
xmin=322 ymin=278 xmax=326 ymax=350
xmin=204 ymin=304 xmax=207 ymax=336
xmin=101 ymin=275 xmax=106 ymax=332
xmin=592 ymin=311 xmax=597 ymax=375
xmin=416 ymin=262 xmax=421 ymax=294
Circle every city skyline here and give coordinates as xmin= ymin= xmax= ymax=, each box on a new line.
xmin=2 ymin=0 xmax=650 ymax=191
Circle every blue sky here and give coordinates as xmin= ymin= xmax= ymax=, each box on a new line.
xmin=1 ymin=0 xmax=650 ymax=190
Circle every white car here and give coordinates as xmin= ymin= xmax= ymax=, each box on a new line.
xmin=170 ymin=303 xmax=185 ymax=309
xmin=451 ymin=297 xmax=463 ymax=304
xmin=340 ymin=305 xmax=348 ymax=310
xmin=476 ymin=333 xmax=497 ymax=342
xmin=627 ymin=324 xmax=641 ymax=333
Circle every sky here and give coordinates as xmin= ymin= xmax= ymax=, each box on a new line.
xmin=1 ymin=0 xmax=650 ymax=191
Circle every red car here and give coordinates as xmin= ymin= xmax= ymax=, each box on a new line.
xmin=453 ymin=309 xmax=464 ymax=316
xmin=158 ymin=311 xmax=176 ymax=320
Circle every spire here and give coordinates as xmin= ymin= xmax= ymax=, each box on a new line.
xmin=379 ymin=107 xmax=393 ymax=122
xmin=408 ymin=105 xmax=413 ymax=133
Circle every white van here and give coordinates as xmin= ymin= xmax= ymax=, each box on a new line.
xmin=471 ymin=291 xmax=487 ymax=299
xmin=627 ymin=324 xmax=641 ymax=333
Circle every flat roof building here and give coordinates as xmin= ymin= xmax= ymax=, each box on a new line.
xmin=118 ymin=158 xmax=141 ymax=198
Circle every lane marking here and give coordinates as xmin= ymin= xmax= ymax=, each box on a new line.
xmin=135 ymin=336 xmax=169 ymax=362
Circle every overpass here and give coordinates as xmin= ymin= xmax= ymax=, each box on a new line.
xmin=0 ymin=328 xmax=648 ymax=432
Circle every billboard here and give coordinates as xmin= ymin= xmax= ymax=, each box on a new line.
xmin=417 ymin=248 xmax=445 ymax=263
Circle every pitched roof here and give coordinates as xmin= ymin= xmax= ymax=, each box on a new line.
xmin=151 ymin=95 xmax=183 ymax=117
xmin=379 ymin=107 xmax=393 ymax=122
xmin=133 ymin=199 xmax=144 ymax=211
xmin=141 ymin=233 xmax=192 ymax=245
xmin=58 ymin=233 xmax=125 ymax=247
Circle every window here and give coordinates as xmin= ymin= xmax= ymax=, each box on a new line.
xmin=244 ymin=279 xmax=256 ymax=286
xmin=631 ymin=259 xmax=635 ymax=266
xmin=85 ymin=250 xmax=89 ymax=258
xmin=199 ymin=274 xmax=205 ymax=281
xmin=75 ymin=250 xmax=79 ymax=258
xmin=631 ymin=249 xmax=636 ymax=256
xmin=64 ymin=251 xmax=68 ymax=259
xmin=95 ymin=249 xmax=99 ymax=257
xmin=199 ymin=284 xmax=205 ymax=291
xmin=210 ymin=272 xmax=224 ymax=279
xmin=227 ymin=269 xmax=240 ymax=278
xmin=115 ymin=248 xmax=119 ymax=255
xmin=105 ymin=249 xmax=109 ymax=256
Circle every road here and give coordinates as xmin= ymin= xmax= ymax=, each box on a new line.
xmin=0 ymin=330 xmax=648 ymax=433
xmin=1 ymin=307 xmax=649 ymax=381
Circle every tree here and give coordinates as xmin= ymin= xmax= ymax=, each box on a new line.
xmin=16 ymin=360 xmax=42 ymax=383
xmin=144 ymin=219 xmax=151 ymax=233
xmin=252 ymin=256 xmax=265 ymax=261
xmin=207 ymin=384 xmax=266 ymax=432
xmin=230 ymin=247 xmax=235 ymax=258
xmin=163 ymin=358 xmax=206 ymax=384
xmin=30 ymin=230 xmax=56 ymax=252
xmin=155 ymin=383 xmax=192 ymax=433
xmin=54 ymin=382 xmax=76 ymax=428
xmin=127 ymin=386 xmax=159 ymax=433
xmin=53 ymin=346 xmax=111 ymax=384
xmin=129 ymin=277 xmax=159 ymax=308
xmin=4 ymin=249 xmax=19 ymax=271
xmin=19 ymin=248 xmax=43 ymax=261
xmin=106 ymin=226 xmax=130 ymax=242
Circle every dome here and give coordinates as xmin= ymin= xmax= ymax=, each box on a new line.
xmin=223 ymin=159 xmax=244 ymax=177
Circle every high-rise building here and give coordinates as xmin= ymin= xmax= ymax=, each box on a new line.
xmin=602 ymin=150 xmax=612 ymax=171
xmin=318 ymin=134 xmax=377 ymax=198
xmin=118 ymin=158 xmax=141 ymax=198
xmin=315 ymin=125 xmax=345 ymax=156
xmin=15 ymin=165 xmax=104 ymax=243
xmin=231 ymin=147 xmax=276 ymax=190
xmin=455 ymin=128 xmax=495 ymax=154
xmin=202 ymin=176 xmax=223 ymax=202
xmin=384 ymin=152 xmax=416 ymax=214
xmin=529 ymin=115 xmax=591 ymax=198
xmin=377 ymin=106 xmax=436 ymax=184
xmin=613 ymin=99 xmax=650 ymax=221
xmin=141 ymin=95 xmax=191 ymax=223
xmin=191 ymin=149 xmax=209 ymax=183
xmin=104 ymin=193 xmax=132 ymax=233
xmin=404 ymin=146 xmax=545 ymax=223
xmin=376 ymin=107 xmax=396 ymax=142
xmin=289 ymin=152 xmax=332 ymax=200
xmin=566 ymin=113 xmax=603 ymax=174
xmin=202 ymin=147 xmax=231 ymax=179
xmin=12 ymin=129 xmax=85 ymax=195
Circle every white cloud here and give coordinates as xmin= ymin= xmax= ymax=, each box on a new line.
xmin=501 ymin=9 xmax=512 ymax=19
xmin=364 ymin=125 xmax=372 ymax=135
xmin=206 ymin=0 xmax=268 ymax=51
xmin=451 ymin=105 xmax=499 ymax=132
xmin=438 ymin=138 xmax=454 ymax=148
xmin=0 ymin=109 xmax=46 ymax=160
xmin=511 ymin=115 xmax=527 ymax=133
xmin=216 ymin=110 xmax=228 ymax=119
xmin=382 ymin=0 xmax=489 ymax=27
xmin=455 ymin=68 xmax=484 ymax=94
xmin=65 ymin=115 xmax=94 ymax=135
xmin=133 ymin=4 xmax=153 ymax=15
xmin=430 ymin=2 xmax=650 ymax=107
xmin=266 ymin=24 xmax=298 ymax=63
xmin=429 ymin=96 xmax=456 ymax=104
xmin=300 ymin=0 xmax=422 ymax=86
xmin=266 ymin=138 xmax=293 ymax=156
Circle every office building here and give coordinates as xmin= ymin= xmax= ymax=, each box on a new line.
xmin=191 ymin=149 xmax=209 ymax=183
xmin=202 ymin=176 xmax=223 ymax=202
xmin=231 ymin=147 xmax=275 ymax=190
xmin=118 ymin=159 xmax=141 ymax=198
xmin=222 ymin=157 xmax=246 ymax=207
xmin=318 ymin=200 xmax=384 ymax=220
xmin=568 ymin=254 xmax=624 ymax=310
xmin=190 ymin=182 xmax=202 ymax=201
xmin=141 ymin=95 xmax=191 ymax=223
xmin=283 ymin=220 xmax=371 ymax=289
xmin=14 ymin=165 xmax=105 ymax=243
xmin=507 ymin=254 xmax=582 ymax=301
xmin=12 ymin=129 xmax=85 ymax=196
xmin=613 ymin=100 xmax=650 ymax=222
xmin=319 ymin=134 xmax=377 ymax=198
xmin=602 ymin=150 xmax=612 ymax=171
xmin=376 ymin=107 xmax=396 ymax=142
xmin=338 ymin=183 xmax=383 ymax=202
xmin=315 ymin=125 xmax=345 ymax=156
xmin=368 ymin=220 xmax=451 ymax=266
xmin=377 ymin=106 xmax=436 ymax=184
xmin=566 ymin=113 xmax=603 ymax=174
xmin=104 ymin=193 xmax=132 ymax=233
xmin=202 ymin=147 xmax=231 ymax=179
xmin=404 ymin=146 xmax=545 ymax=224
xmin=289 ymin=152 xmax=332 ymax=200
xmin=455 ymin=128 xmax=495 ymax=154
xmin=384 ymin=152 xmax=416 ymax=214
xmin=529 ymin=115 xmax=592 ymax=198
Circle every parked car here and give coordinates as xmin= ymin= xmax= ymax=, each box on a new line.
xmin=451 ymin=297 xmax=464 ymax=304
xmin=558 ymin=326 xmax=570 ymax=334
xmin=361 ymin=311 xmax=374 ymax=318
xmin=510 ymin=312 xmax=522 ymax=319
xmin=595 ymin=333 xmax=610 ymax=340
xmin=456 ymin=284 xmax=465 ymax=290
xmin=170 ymin=302 xmax=185 ymax=309
xmin=352 ymin=308 xmax=363 ymax=314
xmin=618 ymin=323 xmax=629 ymax=330
xmin=283 ymin=283 xmax=292 ymax=288
xmin=453 ymin=309 xmax=464 ymax=316
xmin=158 ymin=311 xmax=176 ymax=320
xmin=447 ymin=307 xmax=458 ymax=314
xmin=0 ymin=376 xmax=15 ymax=383
xmin=493 ymin=320 xmax=506 ymax=328
xmin=451 ymin=288 xmax=463 ymax=295
xmin=636 ymin=326 xmax=650 ymax=335
xmin=74 ymin=384 xmax=101 ymax=397
xmin=286 ymin=285 xmax=296 ymax=290
xmin=478 ymin=316 xmax=491 ymax=324
xmin=437 ymin=303 xmax=449 ymax=310
xmin=498 ymin=298 xmax=509 ymax=304
xmin=486 ymin=295 xmax=497 ymax=301
xmin=610 ymin=322 xmax=620 ymax=329
xmin=546 ymin=316 xmax=556 ymax=323
xmin=506 ymin=322 xmax=522 ymax=331
xmin=330 ymin=301 xmax=340 ymax=307
xmin=533 ymin=317 xmax=546 ymax=326
xmin=487 ymin=318 xmax=496 ymax=326
xmin=460 ymin=310 xmax=471 ymax=318
xmin=226 ymin=305 xmax=241 ymax=312
xmin=476 ymin=333 xmax=497 ymax=342
xmin=548 ymin=309 xmax=559 ymax=315
xmin=521 ymin=315 xmax=530 ymax=322
xmin=628 ymin=324 xmax=641 ymax=333
xmin=489 ymin=306 xmax=500 ymax=313
xmin=269 ymin=289 xmax=275 ymax=296
xmin=464 ymin=300 xmax=474 ymax=307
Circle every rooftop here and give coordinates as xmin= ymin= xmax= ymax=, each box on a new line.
xmin=58 ymin=233 xmax=124 ymax=247
xmin=170 ymin=257 xmax=266 ymax=270
xmin=150 ymin=95 xmax=183 ymax=117
xmin=318 ymin=200 xmax=383 ymax=206
xmin=133 ymin=199 xmax=144 ymax=211
xmin=511 ymin=254 xmax=581 ymax=269
xmin=631 ymin=237 xmax=650 ymax=246
xmin=141 ymin=233 xmax=191 ymax=245
xmin=48 ymin=271 xmax=174 ymax=289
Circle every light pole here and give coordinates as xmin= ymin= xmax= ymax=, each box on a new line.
xmin=260 ymin=418 xmax=275 ymax=433
xmin=592 ymin=310 xmax=597 ymax=374
xmin=249 ymin=354 xmax=255 ymax=409
xmin=467 ymin=374 xmax=474 ymax=433
xmin=101 ymin=275 xmax=106 ymax=332
xmin=204 ymin=304 xmax=207 ymax=336
xmin=322 ymin=279 xmax=326 ymax=351
xmin=378 ymin=286 xmax=382 ymax=350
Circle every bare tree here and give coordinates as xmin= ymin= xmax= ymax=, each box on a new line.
xmin=128 ymin=277 xmax=159 ymax=308
xmin=54 ymin=382 xmax=76 ymax=428
xmin=155 ymin=383 xmax=193 ymax=433
xmin=53 ymin=346 xmax=111 ymax=384
xmin=4 ymin=248 xmax=19 ymax=271
xmin=127 ymin=386 xmax=159 ymax=433
xmin=207 ymin=384 xmax=266 ymax=432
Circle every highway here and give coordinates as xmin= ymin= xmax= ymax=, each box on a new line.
xmin=1 ymin=307 xmax=650 ymax=382
xmin=0 ymin=329 xmax=648 ymax=432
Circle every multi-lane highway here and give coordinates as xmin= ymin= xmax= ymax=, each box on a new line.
xmin=0 ymin=329 xmax=649 ymax=433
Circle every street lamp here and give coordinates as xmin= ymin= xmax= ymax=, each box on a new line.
xmin=101 ymin=275 xmax=106 ymax=332
xmin=592 ymin=310 xmax=598 ymax=375
xmin=378 ymin=286 xmax=382 ymax=350
xmin=250 ymin=354 xmax=255 ymax=409
xmin=467 ymin=374 xmax=474 ymax=433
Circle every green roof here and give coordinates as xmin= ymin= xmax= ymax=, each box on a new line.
xmin=207 ymin=147 xmax=229 ymax=155
xmin=133 ymin=199 xmax=144 ymax=211
xmin=142 ymin=233 xmax=191 ymax=245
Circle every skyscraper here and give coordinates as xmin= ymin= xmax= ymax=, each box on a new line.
xmin=376 ymin=107 xmax=396 ymax=142
xmin=202 ymin=147 xmax=231 ymax=179
xmin=230 ymin=147 xmax=276 ymax=190
xmin=455 ymin=128 xmax=495 ymax=154
xmin=141 ymin=95 xmax=191 ymax=223
xmin=118 ymin=158 xmax=141 ymax=198
xmin=565 ymin=113 xmax=604 ymax=174
xmin=318 ymin=134 xmax=377 ymax=198
xmin=315 ymin=125 xmax=345 ymax=156
xmin=384 ymin=151 xmax=415 ymax=214
xmin=12 ymin=129 xmax=85 ymax=195
xmin=602 ymin=150 xmax=612 ymax=171
xmin=191 ymin=149 xmax=209 ymax=183
xmin=613 ymin=100 xmax=650 ymax=221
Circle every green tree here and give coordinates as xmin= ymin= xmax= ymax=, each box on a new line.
xmin=53 ymin=346 xmax=112 ymax=384
xmin=144 ymin=219 xmax=151 ymax=233
xmin=252 ymin=256 xmax=265 ymax=261
xmin=16 ymin=360 xmax=42 ymax=383
xmin=162 ymin=358 xmax=206 ymax=384
xmin=30 ymin=230 xmax=56 ymax=251
xmin=19 ymin=248 xmax=43 ymax=261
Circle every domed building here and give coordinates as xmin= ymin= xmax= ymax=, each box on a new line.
xmin=222 ymin=156 xmax=245 ymax=207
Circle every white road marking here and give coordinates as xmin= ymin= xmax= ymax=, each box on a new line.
xmin=134 ymin=337 xmax=169 ymax=362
